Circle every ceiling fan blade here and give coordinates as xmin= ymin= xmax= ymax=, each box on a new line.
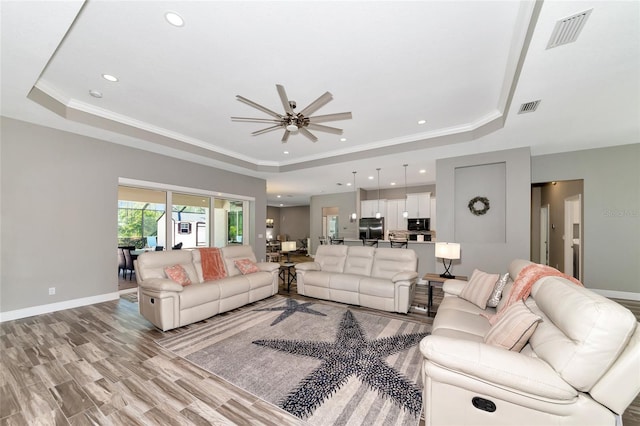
xmin=231 ymin=116 xmax=282 ymax=123
xmin=298 ymin=91 xmax=333 ymax=117
xmin=281 ymin=130 xmax=290 ymax=143
xmin=307 ymin=123 xmax=343 ymax=135
xmin=236 ymin=95 xmax=283 ymax=120
xmin=251 ymin=124 xmax=283 ymax=136
xmin=276 ymin=84 xmax=294 ymax=115
xmin=298 ymin=127 xmax=318 ymax=143
xmin=308 ymin=112 xmax=352 ymax=123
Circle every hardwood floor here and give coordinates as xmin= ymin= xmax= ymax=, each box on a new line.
xmin=1 ymin=275 xmax=638 ymax=425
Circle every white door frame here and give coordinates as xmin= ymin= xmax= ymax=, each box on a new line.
xmin=564 ymin=195 xmax=582 ymax=280
xmin=540 ymin=204 xmax=550 ymax=265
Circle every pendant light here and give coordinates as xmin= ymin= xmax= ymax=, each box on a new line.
xmin=375 ymin=168 xmax=381 ymax=219
xmin=350 ymin=171 xmax=357 ymax=221
xmin=402 ymin=164 xmax=409 ymax=218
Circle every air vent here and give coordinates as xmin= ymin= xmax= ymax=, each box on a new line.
xmin=547 ymin=9 xmax=592 ymax=49
xmin=518 ymin=100 xmax=541 ymax=114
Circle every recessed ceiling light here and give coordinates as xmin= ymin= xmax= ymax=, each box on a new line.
xmin=283 ymin=150 xmax=289 ymax=155
xmin=340 ymin=138 xmax=347 ymax=142
xmin=390 ymin=182 xmax=396 ymax=186
xmin=102 ymin=74 xmax=118 ymax=82
xmin=279 ymin=203 xmax=284 ymax=207
xmin=277 ymin=195 xmax=281 ymax=198
xmin=165 ymin=11 xmax=184 ymax=27
xmin=417 ymin=119 xmax=427 ymax=125
xmin=89 ymin=90 xmax=102 ymax=98
xmin=419 ymin=169 xmax=426 ymax=174
xmin=346 ymin=182 xmax=352 ymax=186
xmin=368 ymin=176 xmax=374 ymax=180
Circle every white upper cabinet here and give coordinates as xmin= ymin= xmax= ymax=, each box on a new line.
xmin=405 ymin=192 xmax=431 ymax=218
xmin=361 ymin=199 xmax=386 ymax=218
xmin=385 ymin=199 xmax=408 ymax=231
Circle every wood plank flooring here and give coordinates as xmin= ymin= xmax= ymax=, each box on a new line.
xmin=1 ymin=276 xmax=638 ymax=425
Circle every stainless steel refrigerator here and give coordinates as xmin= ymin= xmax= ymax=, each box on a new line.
xmin=359 ymin=217 xmax=384 ymax=240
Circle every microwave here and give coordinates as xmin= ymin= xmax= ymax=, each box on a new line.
xmin=407 ymin=218 xmax=430 ymax=231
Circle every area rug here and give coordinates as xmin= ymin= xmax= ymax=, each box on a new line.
xmin=156 ymin=296 xmax=430 ymax=425
xmin=119 ymin=291 xmax=138 ymax=303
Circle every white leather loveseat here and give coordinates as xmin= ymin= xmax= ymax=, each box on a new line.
xmin=135 ymin=245 xmax=280 ymax=331
xmin=295 ymin=245 xmax=418 ymax=313
xmin=420 ymin=259 xmax=640 ymax=425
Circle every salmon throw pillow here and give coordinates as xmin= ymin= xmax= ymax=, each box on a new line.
xmin=164 ymin=264 xmax=191 ymax=286
xmin=234 ymin=258 xmax=259 ymax=275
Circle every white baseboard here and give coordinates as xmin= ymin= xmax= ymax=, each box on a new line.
xmin=591 ymin=289 xmax=640 ymax=301
xmin=0 ymin=292 xmax=120 ymax=323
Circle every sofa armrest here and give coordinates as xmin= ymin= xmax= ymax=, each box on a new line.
xmin=295 ymin=261 xmax=320 ymax=272
xmin=139 ymin=278 xmax=184 ymax=293
xmin=256 ymin=262 xmax=280 ymax=273
xmin=420 ymin=335 xmax=576 ymax=400
xmin=442 ymin=279 xmax=467 ymax=296
xmin=391 ymin=271 xmax=418 ymax=283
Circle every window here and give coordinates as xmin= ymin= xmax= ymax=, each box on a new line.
xmin=118 ymin=181 xmax=252 ymax=251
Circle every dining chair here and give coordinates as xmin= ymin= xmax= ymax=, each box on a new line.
xmin=155 ymin=246 xmax=164 ymax=251
xmin=123 ymin=248 xmax=136 ymax=280
xmin=362 ymin=239 xmax=378 ymax=247
xmin=390 ymin=240 xmax=408 ymax=249
xmin=118 ymin=248 xmax=126 ymax=277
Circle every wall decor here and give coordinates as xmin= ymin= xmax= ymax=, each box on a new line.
xmin=468 ymin=196 xmax=490 ymax=216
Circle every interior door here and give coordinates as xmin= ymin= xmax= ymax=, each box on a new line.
xmin=540 ymin=204 xmax=549 ymax=265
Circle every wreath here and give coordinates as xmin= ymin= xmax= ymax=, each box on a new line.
xmin=468 ymin=196 xmax=490 ymax=216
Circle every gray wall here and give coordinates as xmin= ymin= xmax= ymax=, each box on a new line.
xmin=0 ymin=118 xmax=267 ymax=314
xmin=309 ymin=192 xmax=359 ymax=254
xmin=437 ymin=147 xmax=531 ymax=277
xmin=532 ymin=144 xmax=639 ymax=295
xmin=278 ymin=206 xmax=310 ymax=243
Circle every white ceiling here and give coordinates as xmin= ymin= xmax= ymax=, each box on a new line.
xmin=2 ymin=1 xmax=638 ymax=206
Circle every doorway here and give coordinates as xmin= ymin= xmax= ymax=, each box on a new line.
xmin=531 ymin=180 xmax=583 ymax=277
xmin=322 ymin=207 xmax=339 ymax=240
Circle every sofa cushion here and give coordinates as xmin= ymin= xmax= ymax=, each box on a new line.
xmin=164 ymin=264 xmax=192 ymax=286
xmin=220 ymin=245 xmax=257 ymax=277
xmin=179 ymin=282 xmax=221 ymax=309
xmin=370 ymin=248 xmax=416 ymax=279
xmin=529 ymin=276 xmax=637 ymax=392
xmin=432 ymin=307 xmax=491 ymax=339
xmin=137 ymin=251 xmax=195 ymax=281
xmin=484 ymin=300 xmax=542 ymax=351
xmin=234 ymin=258 xmax=259 ymax=275
xmin=359 ymin=277 xmax=395 ymax=298
xmin=343 ymin=246 xmax=375 ymax=276
xmin=314 ymin=245 xmax=349 ymax=272
xmin=330 ymin=274 xmax=361 ymax=292
xmin=460 ymin=269 xmax=500 ymax=309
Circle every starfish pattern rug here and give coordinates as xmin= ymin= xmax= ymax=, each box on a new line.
xmin=156 ymin=296 xmax=430 ymax=425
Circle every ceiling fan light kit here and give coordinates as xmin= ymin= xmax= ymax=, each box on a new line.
xmin=232 ymin=84 xmax=352 ymax=143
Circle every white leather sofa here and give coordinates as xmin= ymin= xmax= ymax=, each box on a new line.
xmin=135 ymin=245 xmax=280 ymax=331
xmin=420 ymin=259 xmax=640 ymax=425
xmin=295 ymin=245 xmax=418 ymax=313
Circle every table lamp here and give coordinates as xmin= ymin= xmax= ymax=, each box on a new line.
xmin=435 ymin=242 xmax=461 ymax=278
xmin=281 ymin=241 xmax=297 ymax=262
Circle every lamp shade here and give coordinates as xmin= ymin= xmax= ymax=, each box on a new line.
xmin=281 ymin=241 xmax=297 ymax=252
xmin=435 ymin=242 xmax=460 ymax=260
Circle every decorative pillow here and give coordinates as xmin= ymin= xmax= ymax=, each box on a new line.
xmin=234 ymin=258 xmax=259 ymax=275
xmin=460 ymin=269 xmax=500 ymax=309
xmin=484 ymin=300 xmax=542 ymax=351
xmin=486 ymin=273 xmax=510 ymax=308
xmin=164 ymin=264 xmax=191 ymax=286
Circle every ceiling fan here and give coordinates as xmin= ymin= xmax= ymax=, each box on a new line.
xmin=232 ymin=84 xmax=352 ymax=143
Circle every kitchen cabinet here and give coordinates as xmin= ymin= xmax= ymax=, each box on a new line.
xmin=430 ymin=197 xmax=436 ymax=231
xmin=385 ymin=199 xmax=408 ymax=231
xmin=361 ymin=199 xmax=386 ymax=218
xmin=406 ymin=192 xmax=431 ymax=218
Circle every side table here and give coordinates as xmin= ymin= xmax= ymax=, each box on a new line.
xmin=422 ymin=273 xmax=468 ymax=316
xmin=279 ymin=262 xmax=296 ymax=292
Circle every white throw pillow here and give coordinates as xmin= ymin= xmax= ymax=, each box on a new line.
xmin=486 ymin=273 xmax=510 ymax=308
xmin=484 ymin=300 xmax=542 ymax=352
xmin=460 ymin=269 xmax=500 ymax=309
